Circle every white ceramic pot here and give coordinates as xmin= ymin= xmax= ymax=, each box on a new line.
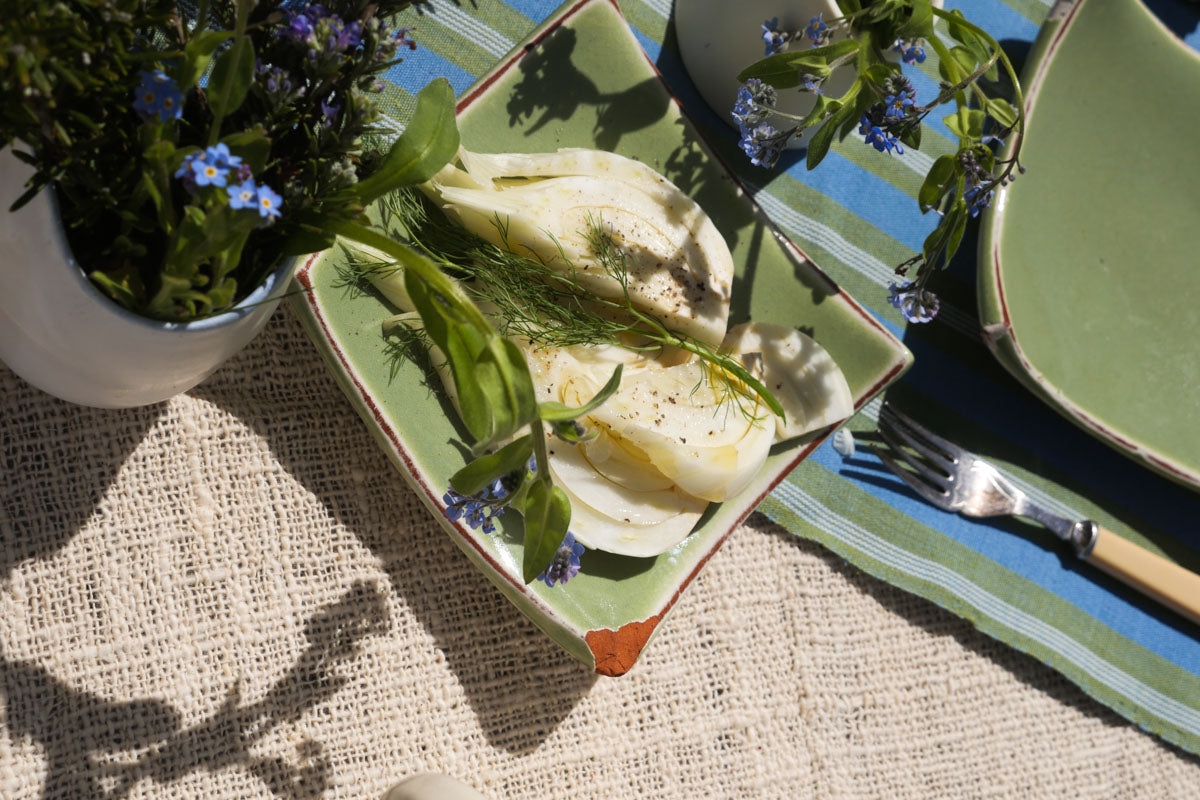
xmin=674 ymin=0 xmax=938 ymax=146
xmin=0 ymin=150 xmax=295 ymax=408
xmin=674 ymin=0 xmax=847 ymax=146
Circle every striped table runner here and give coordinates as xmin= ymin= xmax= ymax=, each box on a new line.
xmin=384 ymin=0 xmax=1200 ymax=754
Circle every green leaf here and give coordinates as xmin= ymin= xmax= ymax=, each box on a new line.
xmin=207 ymin=275 xmax=238 ymax=309
xmin=985 ymin=97 xmax=1018 ymax=129
xmin=353 ymin=78 xmax=460 ymax=205
xmin=140 ymin=170 xmax=170 ymax=231
xmin=179 ymin=30 xmax=230 ymax=89
xmin=949 ymin=46 xmax=978 ymax=75
xmin=539 ymin=364 xmax=622 ymax=422
xmin=444 ymin=326 xmax=494 ymax=442
xmin=897 ymin=0 xmax=935 ymax=39
xmin=944 ymin=107 xmax=986 ymax=140
xmin=281 ymin=227 xmax=337 ymax=256
xmin=736 ymin=52 xmax=808 ymax=89
xmin=811 ymin=38 xmax=861 ymax=64
xmin=450 ymin=435 xmax=534 ymax=496
xmin=405 ymin=273 xmax=491 ymax=442
xmin=899 ymin=123 xmax=921 ymax=151
xmin=808 ymin=101 xmax=855 ymax=171
xmin=944 ymin=203 xmax=970 ymax=264
xmin=520 ymin=480 xmax=571 ymax=584
xmin=737 ymin=39 xmax=859 ymax=88
xmin=88 ymin=270 xmax=139 ymax=309
xmin=548 ymin=419 xmax=597 ymax=444
xmin=496 ymin=337 xmax=539 ymax=431
xmin=141 ymin=139 xmax=176 ymax=231
xmin=921 ymin=213 xmax=951 ymax=265
xmin=220 ymin=127 xmax=271 ymax=174
xmin=471 ymin=351 xmax=514 ymax=447
xmin=807 ymin=118 xmax=838 ymax=171
xmin=207 ymin=36 xmax=255 ymax=121
xmin=918 ymin=154 xmax=957 ymax=211
xmin=945 ymin=9 xmax=972 ymax=43
xmin=862 ymin=63 xmax=893 ymax=86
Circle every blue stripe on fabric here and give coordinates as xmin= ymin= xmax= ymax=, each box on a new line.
xmin=769 ymin=476 xmax=1200 ymax=738
xmin=945 ymin=0 xmax=1041 ymax=42
xmin=384 ymin=40 xmax=479 ymax=95
xmin=506 ymin=0 xmax=568 ymax=23
xmin=824 ymin=317 xmax=1200 ymax=665
xmin=781 ymin=151 xmax=937 ymax=253
xmin=629 ymin=23 xmax=662 ymax=62
xmin=640 ymin=12 xmax=922 ymax=262
xmin=809 ymin=441 xmax=1200 ymax=674
xmin=905 ymin=63 xmax=954 ymax=140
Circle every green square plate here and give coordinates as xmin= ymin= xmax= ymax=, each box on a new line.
xmin=291 ymin=0 xmax=911 ymax=674
xmin=979 ymin=0 xmax=1200 ymax=490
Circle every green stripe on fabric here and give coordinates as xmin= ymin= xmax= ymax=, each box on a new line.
xmin=374 ymin=87 xmax=418 ymax=131
xmin=399 ymin=5 xmax=508 ymax=79
xmin=460 ymin=0 xmax=539 ymax=46
xmin=618 ymin=0 xmax=670 ymax=42
xmin=997 ymin=0 xmax=1055 ymax=25
xmin=829 ymin=127 xmax=956 ymax=196
xmin=685 ymin=140 xmax=918 ymax=275
xmin=760 ymin=460 xmax=1200 ymax=754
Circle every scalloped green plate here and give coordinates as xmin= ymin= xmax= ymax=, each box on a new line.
xmin=979 ymin=0 xmax=1200 ymax=490
xmin=291 ymin=0 xmax=911 ymax=674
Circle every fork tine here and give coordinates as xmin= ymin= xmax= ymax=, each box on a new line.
xmin=871 ymin=444 xmax=954 ymax=508
xmin=879 ymin=404 xmax=959 ymax=473
xmin=878 ymin=425 xmax=952 ymax=487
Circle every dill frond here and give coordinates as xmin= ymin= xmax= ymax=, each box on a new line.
xmin=368 ymin=188 xmax=784 ymax=419
xmin=382 ymin=324 xmax=431 ymax=383
xmin=332 ymin=245 xmax=387 ymax=299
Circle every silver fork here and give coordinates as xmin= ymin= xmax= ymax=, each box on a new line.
xmin=874 ymin=403 xmax=1200 ymax=627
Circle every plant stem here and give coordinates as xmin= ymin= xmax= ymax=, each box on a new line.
xmin=929 ymin=7 xmax=1026 ymax=178
xmin=323 ymin=218 xmax=495 ymax=334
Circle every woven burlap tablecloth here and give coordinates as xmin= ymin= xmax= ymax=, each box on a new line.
xmin=0 ymin=305 xmax=1196 ymax=798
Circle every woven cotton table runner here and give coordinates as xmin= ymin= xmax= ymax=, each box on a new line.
xmin=376 ymin=0 xmax=1200 ymax=755
xmin=2 ymin=1 xmax=1200 ymax=798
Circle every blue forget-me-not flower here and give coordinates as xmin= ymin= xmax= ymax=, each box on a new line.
xmin=761 ymin=18 xmax=790 ymax=56
xmin=132 ymin=70 xmax=184 ymax=122
xmin=893 ymin=38 xmax=927 ymax=64
xmin=538 ymin=532 xmax=585 ymax=588
xmin=888 ymin=281 xmax=940 ymax=323
xmin=805 ymin=14 xmax=831 ymax=46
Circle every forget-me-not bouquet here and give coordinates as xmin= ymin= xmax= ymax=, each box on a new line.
xmin=732 ymin=0 xmax=1025 ymax=322
xmin=1 ymin=0 xmax=455 ymax=321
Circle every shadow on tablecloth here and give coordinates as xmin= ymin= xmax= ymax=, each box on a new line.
xmin=191 ymin=306 xmax=598 ymax=755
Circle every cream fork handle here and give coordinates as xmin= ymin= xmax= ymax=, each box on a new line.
xmin=1084 ymin=526 xmax=1200 ymax=627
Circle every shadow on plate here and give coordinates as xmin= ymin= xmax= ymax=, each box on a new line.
xmin=506 ymin=26 xmax=669 ymax=153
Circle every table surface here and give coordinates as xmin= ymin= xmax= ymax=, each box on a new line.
xmin=2 ymin=1 xmax=1200 ymax=798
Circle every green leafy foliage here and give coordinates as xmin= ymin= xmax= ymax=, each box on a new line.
xmin=351 ymin=79 xmax=461 ymax=205
xmin=451 ymin=436 xmax=534 ymax=497
xmin=0 ymin=0 xmax=446 ymax=321
xmin=333 ymin=210 xmax=635 ymax=582
xmin=732 ymin=0 xmax=1026 ymax=316
xmin=519 ymin=480 xmax=572 ymax=584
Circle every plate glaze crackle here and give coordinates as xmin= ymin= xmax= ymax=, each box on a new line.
xmin=979 ymin=0 xmax=1200 ymax=490
xmin=292 ymin=0 xmax=911 ymax=674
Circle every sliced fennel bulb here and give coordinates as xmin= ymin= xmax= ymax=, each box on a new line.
xmin=420 ymin=148 xmax=734 ymax=347
xmin=378 ymin=146 xmax=854 ymax=559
